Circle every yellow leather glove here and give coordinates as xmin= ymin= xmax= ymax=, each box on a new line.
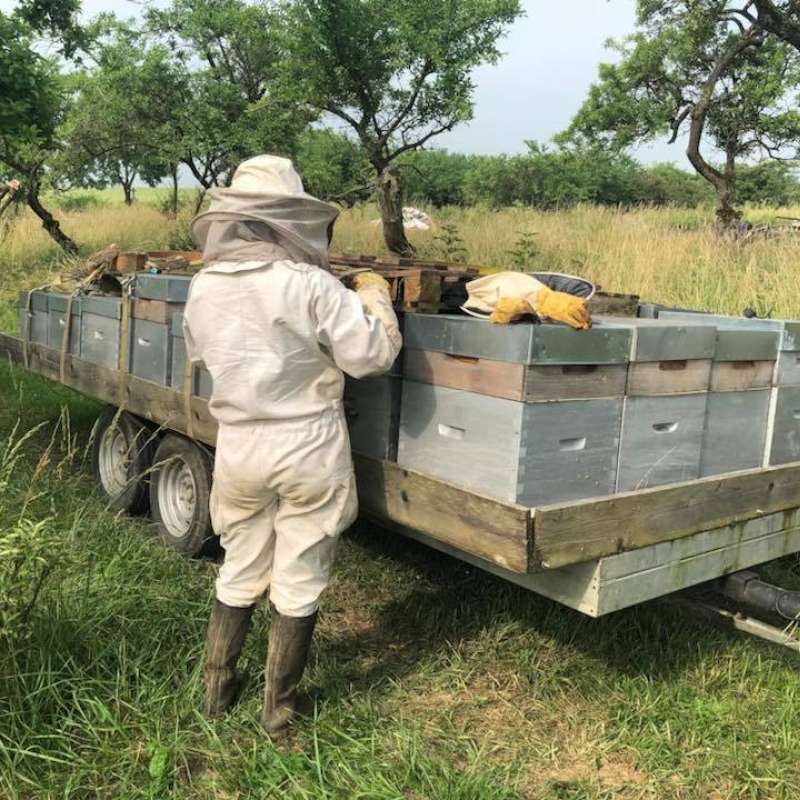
xmin=352 ymin=271 xmax=390 ymax=293
xmin=489 ymin=297 xmax=535 ymax=324
xmin=489 ymin=287 xmax=592 ymax=329
xmin=531 ymin=285 xmax=592 ymax=330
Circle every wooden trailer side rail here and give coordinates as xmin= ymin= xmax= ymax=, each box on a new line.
xmin=5 ymin=331 xmax=800 ymax=575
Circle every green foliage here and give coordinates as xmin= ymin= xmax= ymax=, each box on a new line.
xmin=736 ymin=161 xmax=800 ymax=205
xmin=145 ymin=0 xmax=313 ymax=189
xmin=559 ymin=1 xmax=800 ymax=221
xmin=400 ymin=149 xmax=473 ymax=206
xmin=426 ymin=222 xmax=468 ymax=262
xmin=506 ymin=231 xmax=539 ymax=269
xmin=295 ymin=129 xmax=372 ymax=205
xmin=280 ymin=0 xmax=523 ymax=251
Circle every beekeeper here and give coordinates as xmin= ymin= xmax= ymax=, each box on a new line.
xmin=184 ymin=155 xmax=401 ymax=737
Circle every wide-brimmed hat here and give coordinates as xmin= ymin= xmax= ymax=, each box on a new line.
xmin=191 ymin=155 xmax=339 ymax=267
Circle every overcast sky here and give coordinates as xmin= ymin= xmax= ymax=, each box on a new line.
xmin=4 ymin=0 xmax=689 ymax=165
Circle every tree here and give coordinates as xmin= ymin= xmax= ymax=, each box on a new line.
xmin=559 ymin=2 xmax=800 ymax=227
xmin=279 ymin=0 xmax=523 ymax=254
xmin=0 ymin=9 xmax=79 ymax=254
xmin=58 ymin=23 xmax=165 ymax=205
xmin=146 ymin=0 xmax=313 ymax=210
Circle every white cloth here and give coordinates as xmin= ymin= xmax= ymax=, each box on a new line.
xmin=463 ymin=272 xmax=546 ymax=315
xmin=211 ymin=410 xmax=358 ymax=615
xmin=183 ymin=260 xmax=402 ymax=423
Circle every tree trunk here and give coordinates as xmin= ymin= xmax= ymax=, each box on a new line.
xmin=376 ymin=164 xmax=413 ymax=255
xmin=715 ymin=142 xmax=741 ymax=230
xmin=170 ymin=166 xmax=179 ymax=217
xmin=122 ymin=182 xmax=134 ymax=206
xmin=26 ymin=178 xmax=79 ymax=256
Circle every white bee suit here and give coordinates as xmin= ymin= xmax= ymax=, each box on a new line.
xmin=185 ymin=156 xmax=401 ymax=617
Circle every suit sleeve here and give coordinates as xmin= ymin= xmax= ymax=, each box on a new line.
xmin=309 ymin=269 xmax=402 ymax=378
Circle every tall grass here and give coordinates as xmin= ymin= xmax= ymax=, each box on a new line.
xmin=5 ymin=197 xmax=800 ymax=330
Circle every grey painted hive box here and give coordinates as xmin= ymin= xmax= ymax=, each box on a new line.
xmin=130 ymin=318 xmax=171 ymax=385
xmin=133 ymin=273 xmax=193 ymax=303
xmin=659 ymin=310 xmax=800 ymax=386
xmin=768 ymin=386 xmax=800 ymax=466
xmin=617 ymin=393 xmax=707 ymax=491
xmin=397 ymin=380 xmax=623 ymax=507
xmin=17 ymin=290 xmax=49 ymax=346
xmin=596 ymin=317 xmax=715 ymax=396
xmin=344 ymin=375 xmax=402 ymax=461
xmin=47 ymin=293 xmax=82 ymax=356
xmin=80 ymin=296 xmax=122 ymax=369
xmin=701 ymin=389 xmax=771 ymax=477
xmin=169 ymin=313 xmax=212 ymax=399
xmin=403 ymin=313 xmax=631 ymax=365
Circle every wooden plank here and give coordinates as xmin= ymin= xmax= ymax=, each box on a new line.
xmin=588 ymin=291 xmax=639 ymax=317
xmin=710 ymin=360 xmax=774 ymax=392
xmin=523 ymin=364 xmax=628 ymax=401
xmin=401 ymin=270 xmax=441 ymax=313
xmin=403 ymin=348 xmax=525 ymax=400
xmin=0 ymin=333 xmax=217 ymax=446
xmin=596 ymin=523 xmax=800 ymax=615
xmin=626 ymin=359 xmax=711 ymax=395
xmin=131 ymin=298 xmax=181 ymax=324
xmin=532 ymin=463 xmax=800 ymax=568
xmin=354 ymin=455 xmax=530 ymax=572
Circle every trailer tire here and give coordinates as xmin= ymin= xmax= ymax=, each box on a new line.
xmin=91 ymin=407 xmax=154 ymax=514
xmin=150 ymin=434 xmax=215 ymax=557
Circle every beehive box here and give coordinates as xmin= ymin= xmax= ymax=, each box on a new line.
xmin=605 ymin=318 xmax=715 ymax=491
xmin=659 ymin=310 xmax=800 ymax=386
xmin=403 ymin=313 xmax=631 ymax=400
xmin=133 ymin=273 xmax=193 ymax=303
xmin=700 ymin=329 xmax=778 ymax=477
xmin=398 ymin=381 xmax=623 ymax=506
xmin=344 ymin=375 xmax=402 ymax=461
xmin=47 ymin=293 xmax=82 ymax=356
xmin=169 ymin=313 xmax=212 ymax=399
xmin=17 ymin=290 xmax=49 ymax=346
xmin=80 ymin=296 xmax=122 ymax=369
xmin=767 ymin=387 xmax=800 ymax=466
xmin=130 ymin=317 xmax=171 ymax=385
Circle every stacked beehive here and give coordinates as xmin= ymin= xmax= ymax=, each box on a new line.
xmin=346 ymin=311 xmax=797 ymax=505
xmin=20 ymin=282 xmax=800 ymax=505
xmin=18 ymin=273 xmax=212 ymax=399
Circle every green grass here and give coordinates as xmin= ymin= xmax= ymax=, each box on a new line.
xmin=7 ymin=195 xmax=800 ymax=797
xmin=4 ymin=365 xmax=800 ymax=799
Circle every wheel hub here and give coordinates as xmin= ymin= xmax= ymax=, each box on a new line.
xmin=158 ymin=457 xmax=197 ymax=539
xmin=98 ymin=427 xmax=130 ymax=496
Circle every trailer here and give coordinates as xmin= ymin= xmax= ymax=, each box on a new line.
xmin=6 ymin=326 xmax=800 ymax=642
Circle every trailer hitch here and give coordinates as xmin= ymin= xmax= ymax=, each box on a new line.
xmin=717 ymin=570 xmax=800 ymax=625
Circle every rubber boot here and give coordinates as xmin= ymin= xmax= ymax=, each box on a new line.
xmin=261 ymin=603 xmax=318 ymax=738
xmin=203 ymin=599 xmax=255 ymax=719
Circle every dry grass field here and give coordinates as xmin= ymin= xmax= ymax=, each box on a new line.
xmin=4 ymin=192 xmax=800 ymax=799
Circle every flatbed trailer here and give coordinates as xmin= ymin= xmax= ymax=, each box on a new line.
xmin=4 ymin=330 xmax=800 ymax=624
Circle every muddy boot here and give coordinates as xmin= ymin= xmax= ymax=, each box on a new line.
xmin=261 ymin=603 xmax=318 ymax=738
xmin=203 ymin=599 xmax=255 ymax=719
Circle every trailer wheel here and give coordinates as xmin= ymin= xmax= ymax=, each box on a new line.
xmin=91 ymin=407 xmax=154 ymax=514
xmin=150 ymin=434 xmax=215 ymax=557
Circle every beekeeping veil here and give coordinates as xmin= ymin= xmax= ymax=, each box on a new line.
xmin=191 ymin=155 xmax=340 ymax=269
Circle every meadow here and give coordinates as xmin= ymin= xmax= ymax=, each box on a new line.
xmin=3 ymin=191 xmax=800 ymax=798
